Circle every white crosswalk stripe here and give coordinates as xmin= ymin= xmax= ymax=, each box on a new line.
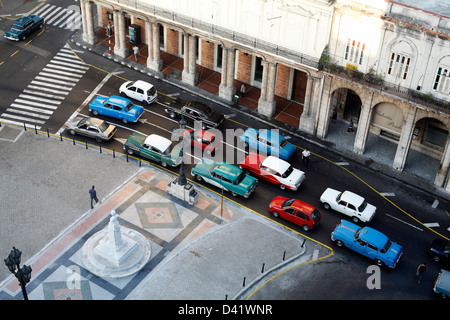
xmin=28 ymin=4 xmax=82 ymax=30
xmin=0 ymin=44 xmax=89 ymax=129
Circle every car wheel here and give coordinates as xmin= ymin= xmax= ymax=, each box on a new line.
xmin=169 ymin=111 xmax=177 ymax=119
xmin=335 ymin=240 xmax=344 ymax=247
xmin=92 ymin=110 xmax=99 ymax=116
xmin=352 ymin=216 xmax=360 ymax=223
xmin=302 ymin=224 xmax=310 ymax=232
xmin=122 ymin=118 xmax=128 ymax=124
xmin=22 ymin=35 xmax=26 ymax=41
xmin=95 ymin=136 xmax=103 ymax=142
xmin=231 ymin=191 xmax=238 ymax=197
xmin=126 ymin=148 xmax=134 ymax=155
xmin=271 ymin=210 xmax=279 ymax=218
xmin=432 ymin=255 xmax=441 ymax=262
xmin=375 ymin=259 xmax=384 ymax=267
xmin=278 ymin=184 xmax=286 ymax=190
xmin=323 ymin=203 xmax=330 ymax=210
xmin=195 ymin=174 xmax=203 ymax=182
xmin=69 ymin=129 xmax=76 ymax=136
xmin=160 ymin=161 xmax=167 ymax=167
xmin=119 ymin=91 xmax=126 ymax=97
xmin=39 ymin=24 xmax=43 ymax=29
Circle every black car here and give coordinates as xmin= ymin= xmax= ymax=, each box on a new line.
xmin=428 ymin=239 xmax=450 ymax=263
xmin=163 ymin=98 xmax=224 ymax=129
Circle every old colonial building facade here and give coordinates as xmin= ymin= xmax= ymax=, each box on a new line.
xmin=79 ymin=0 xmax=450 ymax=191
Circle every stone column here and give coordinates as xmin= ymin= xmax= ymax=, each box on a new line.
xmin=218 ymin=47 xmax=236 ymax=101
xmin=315 ymin=75 xmax=333 ymax=139
xmin=299 ymin=75 xmax=321 ymax=134
xmin=257 ymin=61 xmax=277 ymax=118
xmin=146 ymin=22 xmax=163 ymax=71
xmin=80 ymin=0 xmax=87 ymax=38
xmin=435 ymin=138 xmax=450 ymax=188
xmin=393 ymin=106 xmax=417 ymax=171
xmin=114 ymin=10 xmax=128 ymax=58
xmin=353 ymin=94 xmax=373 ymax=155
xmin=82 ymin=0 xmax=96 ymax=44
xmin=182 ymin=35 xmax=198 ymax=86
xmin=113 ymin=10 xmax=120 ymax=54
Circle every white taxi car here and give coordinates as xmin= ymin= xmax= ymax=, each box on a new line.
xmin=319 ymin=188 xmax=376 ymax=223
xmin=119 ymin=80 xmax=158 ymax=105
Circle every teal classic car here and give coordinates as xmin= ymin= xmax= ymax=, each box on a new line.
xmin=191 ymin=159 xmax=258 ymax=198
xmin=5 ymin=15 xmax=44 ymax=41
xmin=123 ymin=133 xmax=182 ymax=167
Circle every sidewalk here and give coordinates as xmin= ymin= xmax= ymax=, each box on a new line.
xmin=0 ymin=125 xmax=315 ymax=300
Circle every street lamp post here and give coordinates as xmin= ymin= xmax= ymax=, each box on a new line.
xmin=4 ymin=247 xmax=32 ymax=300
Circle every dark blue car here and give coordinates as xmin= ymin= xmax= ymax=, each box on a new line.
xmin=4 ymin=15 xmax=44 ymax=41
xmin=239 ymin=128 xmax=296 ymax=160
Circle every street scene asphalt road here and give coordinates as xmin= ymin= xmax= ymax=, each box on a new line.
xmin=0 ymin=0 xmax=449 ymax=304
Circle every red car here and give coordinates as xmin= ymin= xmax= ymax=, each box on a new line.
xmin=177 ymin=129 xmax=221 ymax=156
xmin=269 ymin=196 xmax=321 ymax=231
xmin=239 ymin=153 xmax=305 ymax=190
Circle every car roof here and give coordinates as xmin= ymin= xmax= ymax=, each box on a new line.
xmin=359 ymin=227 xmax=389 ymax=248
xmin=186 ymin=101 xmax=212 ymax=113
xmin=144 ymin=134 xmax=171 ymax=152
xmin=107 ymin=95 xmax=131 ymax=107
xmin=341 ymin=191 xmax=364 ymax=206
xmin=133 ymin=80 xmax=154 ymax=90
xmin=262 ymin=156 xmax=290 ymax=172
xmin=87 ymin=118 xmax=105 ymax=126
xmin=291 ymin=199 xmax=316 ymax=214
xmin=214 ymin=162 xmax=241 ymax=178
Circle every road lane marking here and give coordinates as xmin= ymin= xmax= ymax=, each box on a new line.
xmin=423 ymin=222 xmax=440 ymax=228
xmin=10 ymin=50 xmax=18 ymax=57
xmin=385 ymin=213 xmax=423 ymax=231
xmin=380 ymin=192 xmax=395 ymax=197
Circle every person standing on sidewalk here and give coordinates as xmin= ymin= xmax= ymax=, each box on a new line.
xmin=133 ymin=45 xmax=139 ymax=62
xmin=347 ymin=119 xmax=355 ymax=133
xmin=302 ymin=148 xmax=311 ymax=168
xmin=416 ymin=263 xmax=427 ymax=284
xmin=240 ymin=84 xmax=246 ymax=98
xmin=89 ymin=185 xmax=98 ymax=209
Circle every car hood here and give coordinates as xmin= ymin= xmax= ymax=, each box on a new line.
xmin=126 ymin=133 xmax=146 ymax=146
xmin=128 ymin=104 xmax=144 ymax=116
xmin=285 ymin=168 xmax=305 ymax=186
xmin=269 ymin=196 xmax=287 ymax=209
xmin=5 ymin=29 xmax=20 ymax=38
xmin=209 ymin=111 xmax=224 ymax=124
xmin=119 ymin=81 xmax=131 ymax=92
xmin=65 ymin=116 xmax=83 ymax=128
xmin=239 ymin=174 xmax=258 ymax=190
xmin=429 ymin=239 xmax=448 ymax=252
xmin=333 ymin=220 xmax=360 ymax=240
xmin=385 ymin=242 xmax=403 ymax=264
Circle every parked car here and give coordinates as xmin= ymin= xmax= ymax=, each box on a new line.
xmin=4 ymin=14 xmax=44 ymax=41
xmin=119 ymin=80 xmax=158 ymax=105
xmin=89 ymin=95 xmax=144 ymax=123
xmin=64 ymin=117 xmax=117 ymax=142
xmin=163 ymin=98 xmax=224 ymax=129
xmin=331 ymin=219 xmax=403 ymax=268
xmin=427 ymin=239 xmax=450 ymax=264
xmin=269 ymin=196 xmax=321 ymax=231
xmin=123 ymin=133 xmax=182 ymax=167
xmin=433 ymin=269 xmax=450 ymax=299
xmin=320 ymin=188 xmax=376 ymax=223
xmin=191 ymin=159 xmax=258 ymax=198
xmin=240 ymin=153 xmax=305 ymax=190
xmin=239 ymin=128 xmax=296 ymax=160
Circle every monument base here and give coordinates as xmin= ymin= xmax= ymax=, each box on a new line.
xmin=167 ymin=178 xmax=199 ymax=205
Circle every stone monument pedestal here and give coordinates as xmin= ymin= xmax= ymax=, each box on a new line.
xmin=167 ymin=178 xmax=199 ymax=205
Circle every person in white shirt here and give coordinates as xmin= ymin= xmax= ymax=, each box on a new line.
xmin=302 ymin=148 xmax=311 ymax=168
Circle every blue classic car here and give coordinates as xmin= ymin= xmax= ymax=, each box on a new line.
xmin=331 ymin=220 xmax=403 ymax=268
xmin=239 ymin=128 xmax=296 ymax=160
xmin=191 ymin=159 xmax=258 ymax=198
xmin=5 ymin=15 xmax=44 ymax=41
xmin=89 ymin=95 xmax=144 ymax=123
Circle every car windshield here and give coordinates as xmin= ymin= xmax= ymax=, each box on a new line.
xmin=148 ymin=87 xmax=156 ymax=95
xmin=444 ymin=241 xmax=450 ymax=253
xmin=163 ymin=144 xmax=173 ymax=155
xmin=125 ymin=102 xmax=134 ymax=112
xmin=380 ymin=240 xmax=392 ymax=253
xmin=310 ymin=209 xmax=320 ymax=221
xmin=233 ymin=172 xmax=246 ymax=185
xmin=358 ymin=201 xmax=368 ymax=212
xmin=77 ymin=118 xmax=87 ymax=127
xmin=280 ymin=139 xmax=287 ymax=148
xmin=336 ymin=192 xmax=343 ymax=202
xmin=126 ymin=81 xmax=136 ymax=88
xmin=281 ymin=198 xmax=295 ymax=209
xmin=354 ymin=227 xmax=363 ymax=239
xmin=98 ymin=121 xmax=108 ymax=132
xmin=281 ymin=166 xmax=293 ymax=178
xmin=11 ymin=24 xmax=23 ymax=31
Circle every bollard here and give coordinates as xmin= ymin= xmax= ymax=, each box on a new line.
xmin=23 ymin=123 xmax=27 ymax=131
xmin=126 ymin=154 xmax=129 ymax=162
xmin=35 ymin=125 xmax=37 ymax=134
xmin=113 ymin=149 xmax=115 ymax=158
xmin=139 ymin=158 xmax=141 ymax=167
xmin=47 ymin=129 xmax=49 ymax=137
xmin=301 ymin=239 xmax=306 ymax=248
xmin=283 ymin=251 xmax=286 ymax=261
xmin=225 ymin=294 xmax=228 ymax=300
xmin=73 ymin=137 xmax=75 ymax=145
xmin=261 ymin=263 xmax=265 ymax=273
xmin=60 ymin=133 xmax=62 ymax=141
xmin=99 ymin=146 xmax=102 ymax=154
xmin=85 ymin=141 xmax=88 ymax=149
xmin=242 ymin=277 xmax=246 ymax=287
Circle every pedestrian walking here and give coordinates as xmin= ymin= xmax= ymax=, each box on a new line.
xmin=331 ymin=108 xmax=337 ymax=123
xmin=302 ymin=148 xmax=311 ymax=168
xmin=106 ymin=20 xmax=113 ymax=36
xmin=347 ymin=119 xmax=355 ymax=133
xmin=89 ymin=185 xmax=98 ymax=209
xmin=133 ymin=45 xmax=139 ymax=62
xmin=416 ymin=263 xmax=427 ymax=284
xmin=240 ymin=84 xmax=246 ymax=98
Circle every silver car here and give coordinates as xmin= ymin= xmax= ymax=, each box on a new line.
xmin=64 ymin=117 xmax=117 ymax=142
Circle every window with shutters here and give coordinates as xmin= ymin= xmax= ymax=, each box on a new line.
xmin=387 ymin=52 xmax=411 ymax=81
xmin=344 ymin=38 xmax=365 ymax=65
xmin=433 ymin=67 xmax=450 ymax=95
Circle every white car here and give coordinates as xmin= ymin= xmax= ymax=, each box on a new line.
xmin=319 ymin=188 xmax=376 ymax=223
xmin=119 ymin=80 xmax=158 ymax=105
xmin=240 ymin=153 xmax=305 ymax=190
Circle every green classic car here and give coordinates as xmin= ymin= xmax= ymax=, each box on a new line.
xmin=4 ymin=14 xmax=44 ymax=41
xmin=123 ymin=133 xmax=182 ymax=167
xmin=191 ymin=159 xmax=258 ymax=198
